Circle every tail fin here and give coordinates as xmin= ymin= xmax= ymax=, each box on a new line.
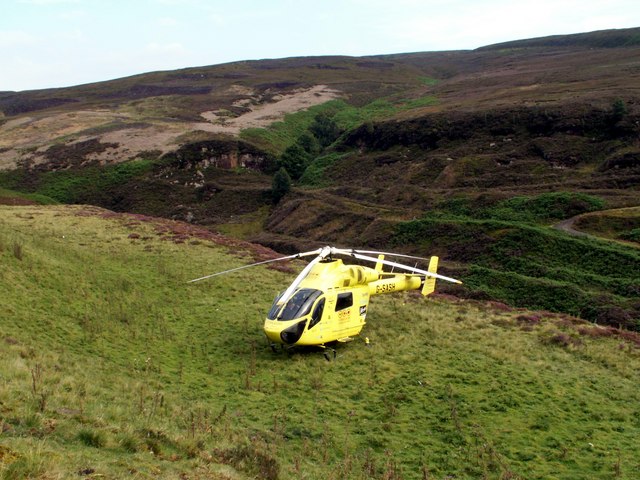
xmin=375 ymin=254 xmax=385 ymax=272
xmin=421 ymin=256 xmax=439 ymax=296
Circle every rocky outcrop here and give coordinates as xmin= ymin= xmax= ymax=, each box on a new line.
xmin=170 ymin=139 xmax=275 ymax=172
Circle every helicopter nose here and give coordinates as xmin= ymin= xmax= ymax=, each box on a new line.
xmin=280 ymin=320 xmax=308 ymax=344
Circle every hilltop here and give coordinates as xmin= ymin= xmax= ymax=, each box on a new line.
xmin=1 ymin=27 xmax=639 ymax=328
xmin=1 ymin=205 xmax=639 ymax=479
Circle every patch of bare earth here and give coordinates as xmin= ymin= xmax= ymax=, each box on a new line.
xmin=0 ymin=111 xmax=116 ymax=169
xmin=81 ymin=124 xmax=185 ymax=164
xmin=0 ymin=110 xmax=123 ymax=149
xmin=195 ymin=84 xmax=343 ymax=134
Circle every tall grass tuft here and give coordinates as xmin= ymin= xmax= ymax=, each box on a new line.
xmin=12 ymin=241 xmax=23 ymax=261
xmin=77 ymin=429 xmax=107 ymax=448
xmin=0 ymin=448 xmax=50 ymax=480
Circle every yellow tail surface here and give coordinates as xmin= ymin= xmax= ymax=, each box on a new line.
xmin=421 ymin=256 xmax=439 ymax=296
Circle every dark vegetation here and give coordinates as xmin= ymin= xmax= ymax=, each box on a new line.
xmin=271 ymin=167 xmax=291 ymax=204
xmin=479 ymin=26 xmax=640 ymax=50
xmin=0 ymin=95 xmax=78 ymax=116
xmin=391 ymin=207 xmax=640 ymax=329
xmin=275 ymin=113 xmax=342 ymax=179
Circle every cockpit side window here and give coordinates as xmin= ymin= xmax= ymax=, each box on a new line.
xmin=335 ymin=292 xmax=353 ymax=311
xmin=308 ymin=298 xmax=325 ymax=329
xmin=278 ymin=288 xmax=322 ymax=321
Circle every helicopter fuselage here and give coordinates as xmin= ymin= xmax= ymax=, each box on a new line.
xmin=189 ymin=245 xmax=459 ymax=351
xmin=263 ymin=258 xmax=424 ymax=347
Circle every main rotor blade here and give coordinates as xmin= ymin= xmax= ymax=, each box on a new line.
xmin=276 ymin=253 xmax=324 ymax=305
xmin=188 ymin=248 xmax=322 ymax=283
xmin=351 ymin=249 xmax=432 ymax=262
xmin=351 ymin=252 xmax=462 ymax=284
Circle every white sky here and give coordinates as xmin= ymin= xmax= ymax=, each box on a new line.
xmin=2 ymin=0 xmax=639 ymax=92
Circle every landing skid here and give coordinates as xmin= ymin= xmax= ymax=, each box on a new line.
xmin=268 ymin=341 xmax=338 ymax=361
xmin=269 ymin=343 xmax=295 ymax=356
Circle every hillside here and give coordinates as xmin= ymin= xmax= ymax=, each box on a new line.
xmin=1 ymin=27 xmax=639 ymax=328
xmin=1 ymin=205 xmax=640 ymax=479
xmin=2 ymin=27 xmax=640 ymax=169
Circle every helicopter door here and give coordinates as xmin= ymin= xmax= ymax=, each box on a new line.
xmin=308 ymin=298 xmax=325 ymax=329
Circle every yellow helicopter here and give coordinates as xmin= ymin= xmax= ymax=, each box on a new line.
xmin=190 ymin=246 xmax=461 ymax=356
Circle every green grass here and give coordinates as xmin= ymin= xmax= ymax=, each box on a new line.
xmin=419 ymin=76 xmax=440 ymax=86
xmin=0 ymin=158 xmax=155 ymax=205
xmin=39 ymin=158 xmax=155 ymax=204
xmin=620 ymin=228 xmax=640 ymax=242
xmin=330 ymin=96 xmax=438 ymax=132
xmin=216 ymin=206 xmax=271 ymax=239
xmin=1 ymin=205 xmax=640 ymax=479
xmin=486 ymin=193 xmax=606 ymax=223
xmin=240 ymin=101 xmax=347 ymax=156
xmin=0 ymin=187 xmax=58 ymax=205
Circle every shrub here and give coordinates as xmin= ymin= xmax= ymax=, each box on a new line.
xmin=540 ymin=331 xmax=582 ymax=348
xmin=271 ymin=168 xmax=291 ymax=203
xmin=620 ymin=228 xmax=640 ymax=243
xmin=611 ymin=98 xmax=628 ymax=123
xmin=297 ymin=132 xmax=321 ymax=155
xmin=308 ymin=112 xmax=341 ymax=147
xmin=215 ymin=443 xmax=279 ymax=480
xmin=12 ymin=241 xmax=23 ymax=260
xmin=488 ymin=192 xmax=606 ymax=222
xmin=277 ymin=144 xmax=311 ymax=180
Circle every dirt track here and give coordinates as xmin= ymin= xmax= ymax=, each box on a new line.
xmin=553 ymin=216 xmax=590 ymax=237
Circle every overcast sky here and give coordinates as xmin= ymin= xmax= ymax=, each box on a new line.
xmin=2 ymin=0 xmax=639 ymax=92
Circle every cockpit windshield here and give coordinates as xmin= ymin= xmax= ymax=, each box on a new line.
xmin=267 ymin=292 xmax=284 ymax=320
xmin=267 ymin=288 xmax=322 ymax=321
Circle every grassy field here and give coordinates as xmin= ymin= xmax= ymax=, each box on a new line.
xmin=1 ymin=205 xmax=640 ymax=479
